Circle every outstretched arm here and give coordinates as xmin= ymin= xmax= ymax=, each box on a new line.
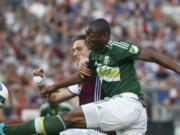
xmin=48 ymin=89 xmax=76 ymax=103
xmin=139 ymin=48 xmax=180 ymax=74
xmin=41 ymin=73 xmax=85 ymax=95
xmin=33 ymin=68 xmax=84 ymax=99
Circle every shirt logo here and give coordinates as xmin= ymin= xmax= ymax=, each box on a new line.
xmin=129 ymin=45 xmax=139 ymax=54
xmin=104 ymin=56 xmax=110 ymax=65
xmin=97 ymin=65 xmax=121 ymax=82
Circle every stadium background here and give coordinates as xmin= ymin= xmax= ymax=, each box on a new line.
xmin=0 ymin=0 xmax=180 ymax=135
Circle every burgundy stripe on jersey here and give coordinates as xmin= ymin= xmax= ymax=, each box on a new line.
xmin=79 ymin=75 xmax=105 ymax=105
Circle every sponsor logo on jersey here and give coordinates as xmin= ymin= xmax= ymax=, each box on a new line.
xmin=97 ymin=65 xmax=121 ymax=82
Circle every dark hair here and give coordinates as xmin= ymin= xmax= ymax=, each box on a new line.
xmin=89 ymin=18 xmax=111 ymax=37
xmin=72 ymin=34 xmax=86 ymax=43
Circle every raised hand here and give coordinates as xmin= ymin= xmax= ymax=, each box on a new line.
xmin=33 ymin=68 xmax=45 ymax=90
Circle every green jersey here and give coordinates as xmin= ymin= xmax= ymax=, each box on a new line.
xmin=89 ymin=40 xmax=143 ymax=99
xmin=40 ymin=102 xmax=72 ymax=117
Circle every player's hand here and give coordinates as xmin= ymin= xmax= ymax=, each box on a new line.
xmin=40 ymin=92 xmax=51 ymax=100
xmin=78 ymin=58 xmax=92 ymax=77
xmin=33 ymin=68 xmax=45 ymax=90
xmin=33 ymin=68 xmax=45 ymax=77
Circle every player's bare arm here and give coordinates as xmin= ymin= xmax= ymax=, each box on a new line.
xmin=40 ymin=58 xmax=92 ymax=96
xmin=41 ymin=73 xmax=85 ymax=95
xmin=48 ymin=89 xmax=76 ymax=103
xmin=33 ymin=68 xmax=77 ymax=103
xmin=139 ymin=47 xmax=180 ymax=74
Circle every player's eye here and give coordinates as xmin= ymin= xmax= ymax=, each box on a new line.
xmin=77 ymin=47 xmax=82 ymax=51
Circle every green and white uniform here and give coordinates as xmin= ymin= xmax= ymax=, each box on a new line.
xmin=82 ymin=40 xmax=147 ymax=135
xmin=89 ymin=40 xmax=143 ymax=99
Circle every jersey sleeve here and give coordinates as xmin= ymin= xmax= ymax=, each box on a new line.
xmin=127 ymin=43 xmax=142 ymax=60
xmin=67 ymin=84 xmax=80 ymax=95
xmin=110 ymin=41 xmax=142 ymax=61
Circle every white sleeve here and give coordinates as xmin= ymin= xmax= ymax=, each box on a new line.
xmin=67 ymin=84 xmax=80 ymax=95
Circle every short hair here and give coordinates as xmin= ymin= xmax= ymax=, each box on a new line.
xmin=72 ymin=34 xmax=86 ymax=43
xmin=89 ymin=18 xmax=111 ymax=37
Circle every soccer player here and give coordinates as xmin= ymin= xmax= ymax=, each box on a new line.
xmin=0 ymin=18 xmax=180 ymax=135
xmin=34 ymin=34 xmax=115 ymax=135
xmin=43 ymin=34 xmax=105 ymax=106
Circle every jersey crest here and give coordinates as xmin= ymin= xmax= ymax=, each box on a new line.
xmin=129 ymin=45 xmax=139 ymax=54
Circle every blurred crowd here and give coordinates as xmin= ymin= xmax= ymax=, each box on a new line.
xmin=0 ymin=0 xmax=180 ymax=121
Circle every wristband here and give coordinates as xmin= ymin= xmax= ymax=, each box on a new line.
xmin=33 ymin=76 xmax=45 ymax=86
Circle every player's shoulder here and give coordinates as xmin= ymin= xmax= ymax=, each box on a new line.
xmin=108 ymin=40 xmax=131 ymax=50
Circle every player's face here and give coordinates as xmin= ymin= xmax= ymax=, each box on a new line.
xmin=86 ymin=27 xmax=107 ymax=52
xmin=72 ymin=40 xmax=90 ymax=61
